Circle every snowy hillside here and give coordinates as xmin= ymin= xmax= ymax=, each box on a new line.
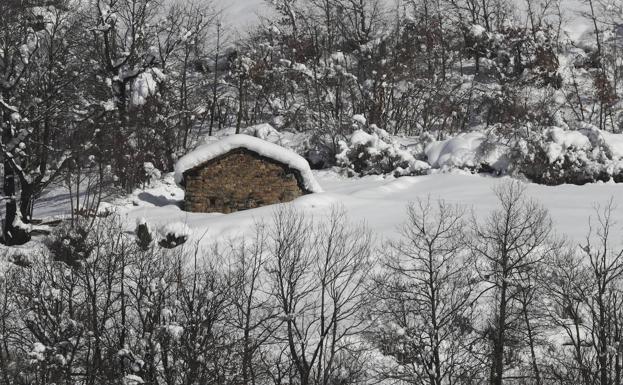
xmin=220 ymin=0 xmax=593 ymax=40
xmin=214 ymin=0 xmax=269 ymax=30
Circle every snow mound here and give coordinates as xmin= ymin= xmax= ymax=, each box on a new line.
xmin=242 ymin=123 xmax=281 ymax=142
xmin=425 ymin=132 xmax=486 ymax=169
xmin=174 ymin=134 xmax=323 ymax=193
xmin=601 ymin=131 xmax=623 ymax=159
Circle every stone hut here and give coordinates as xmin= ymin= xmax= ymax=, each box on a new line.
xmin=174 ymin=134 xmax=323 ymax=213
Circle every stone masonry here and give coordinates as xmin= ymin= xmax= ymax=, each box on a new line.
xmin=182 ymin=148 xmax=307 ymax=213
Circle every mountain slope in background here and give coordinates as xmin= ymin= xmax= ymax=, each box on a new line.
xmin=217 ymin=0 xmax=592 ymax=41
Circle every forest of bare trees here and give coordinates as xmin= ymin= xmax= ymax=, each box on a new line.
xmin=1 ymin=183 xmax=623 ymax=385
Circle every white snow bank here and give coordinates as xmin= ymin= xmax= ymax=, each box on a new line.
xmin=243 ymin=123 xmax=281 ymax=141
xmin=174 ymin=134 xmax=323 ymax=193
xmin=425 ymin=132 xmax=486 ymax=169
xmin=601 ymin=131 xmax=623 ymax=159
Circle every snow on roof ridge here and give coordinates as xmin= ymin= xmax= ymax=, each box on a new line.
xmin=174 ymin=134 xmax=323 ymax=193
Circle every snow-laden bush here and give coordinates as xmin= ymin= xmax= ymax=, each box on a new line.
xmin=143 ymin=162 xmax=162 ymax=187
xmin=135 ymin=218 xmax=153 ymax=251
xmin=337 ymin=127 xmax=430 ymax=177
xmin=303 ymin=137 xmax=335 ymax=169
xmin=510 ymin=124 xmax=623 ymax=185
xmin=47 ymin=216 xmax=144 ymax=266
xmin=47 ymin=221 xmax=95 ymax=266
xmin=158 ymin=222 xmax=192 ymax=249
xmin=245 ymin=123 xmax=335 ymax=169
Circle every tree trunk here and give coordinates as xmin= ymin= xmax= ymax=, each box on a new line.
xmin=490 ymin=279 xmax=507 ymax=385
xmin=19 ymin=181 xmax=34 ymax=223
xmin=523 ymin=299 xmax=542 ymax=385
xmin=2 ymin=121 xmax=29 ymax=245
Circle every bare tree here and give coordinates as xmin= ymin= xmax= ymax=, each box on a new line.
xmin=267 ymin=206 xmax=373 ymax=385
xmin=226 ymin=223 xmax=280 ymax=385
xmin=470 ymin=181 xmax=556 ymax=385
xmin=579 ymin=200 xmax=623 ymax=385
xmin=545 ymin=246 xmax=595 ymax=385
xmin=544 ymin=201 xmax=623 ymax=385
xmin=370 ymin=198 xmax=481 ymax=385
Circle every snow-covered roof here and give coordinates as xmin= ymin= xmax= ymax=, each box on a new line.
xmin=174 ymin=134 xmax=323 ymax=193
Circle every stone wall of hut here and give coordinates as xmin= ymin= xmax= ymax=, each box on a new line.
xmin=183 ymin=149 xmax=305 ymax=213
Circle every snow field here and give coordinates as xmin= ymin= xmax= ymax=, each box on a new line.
xmin=114 ymin=171 xmax=623 ymax=249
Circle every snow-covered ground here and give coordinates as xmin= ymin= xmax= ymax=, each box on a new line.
xmin=31 ymin=171 xmax=623 ymax=248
